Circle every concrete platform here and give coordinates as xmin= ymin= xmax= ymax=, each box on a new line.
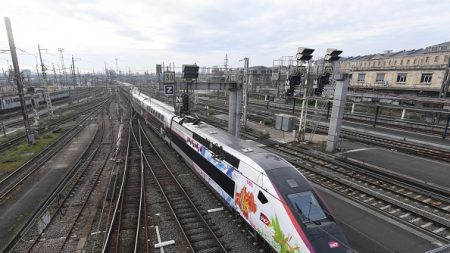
xmin=316 ymin=185 xmax=441 ymax=253
xmin=314 ymin=118 xmax=450 ymax=151
xmin=338 ymin=147 xmax=450 ymax=191
xmin=0 ymin=123 xmax=98 ymax=251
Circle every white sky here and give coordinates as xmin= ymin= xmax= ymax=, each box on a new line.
xmin=1 ymin=0 xmax=449 ymax=73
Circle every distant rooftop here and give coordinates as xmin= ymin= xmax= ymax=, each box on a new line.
xmin=341 ymin=41 xmax=450 ymax=61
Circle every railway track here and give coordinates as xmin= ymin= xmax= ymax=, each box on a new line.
xmin=200 ymin=97 xmax=447 ymax=135
xmin=1 ymin=99 xmax=112 ymax=253
xmin=1 ymin=94 xmax=106 ymax=129
xmin=18 ymin=100 xmax=115 ymax=252
xmin=265 ymin=144 xmax=450 ymax=242
xmin=0 ymin=99 xmax=110 ymax=203
xmin=197 ymin=113 xmax=450 ymax=242
xmin=0 ymin=96 xmax=109 ymax=153
xmin=197 ymin=101 xmax=450 ymax=163
xmin=230 ymin=98 xmax=448 ymax=136
xmin=102 ymin=117 xmax=149 ymax=253
xmin=312 ymin=125 xmax=450 ymax=163
xmin=137 ymin=119 xmax=227 ymax=252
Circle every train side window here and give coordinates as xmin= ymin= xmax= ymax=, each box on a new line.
xmin=258 ymin=191 xmax=268 ymax=204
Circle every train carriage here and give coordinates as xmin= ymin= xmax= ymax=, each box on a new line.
xmin=128 ymin=83 xmax=352 ymax=253
xmin=0 ymin=90 xmax=70 ymax=113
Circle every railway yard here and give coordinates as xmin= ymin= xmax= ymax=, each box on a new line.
xmin=4 ymin=0 xmax=450 ymax=251
xmin=0 ymin=83 xmax=449 ymax=253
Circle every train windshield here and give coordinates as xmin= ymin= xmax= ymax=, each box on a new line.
xmin=288 ymin=191 xmax=327 ymax=222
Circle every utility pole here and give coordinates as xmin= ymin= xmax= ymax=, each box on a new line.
xmin=58 ymin=48 xmax=67 ymax=85
xmin=38 ymin=44 xmax=53 ymax=117
xmin=224 ymin=54 xmax=229 ymax=82
xmin=77 ymin=68 xmax=82 ymax=86
xmin=104 ymin=61 xmax=108 ymax=80
xmin=4 ymin=17 xmax=34 ymax=144
xmin=38 ymin=45 xmax=48 ymax=84
xmin=52 ymin=63 xmax=58 ymax=84
xmin=296 ymin=47 xmax=315 ymax=142
xmin=242 ymin=57 xmax=249 ymax=128
xmin=224 ymin=54 xmax=228 ymax=69
xmin=298 ymin=61 xmax=311 ymax=141
xmin=35 ymin=56 xmax=41 ymax=85
xmin=71 ymin=55 xmax=77 ymax=86
xmin=115 ymin=58 xmax=118 ymax=76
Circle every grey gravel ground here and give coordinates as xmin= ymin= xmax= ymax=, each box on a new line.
xmin=143 ymin=162 xmax=187 ymax=253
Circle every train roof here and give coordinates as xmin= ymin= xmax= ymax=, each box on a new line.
xmin=182 ymin=119 xmax=292 ymax=175
xmin=131 ymin=88 xmax=175 ymax=113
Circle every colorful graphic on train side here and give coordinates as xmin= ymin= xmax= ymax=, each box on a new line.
xmin=235 ymin=186 xmax=257 ymax=219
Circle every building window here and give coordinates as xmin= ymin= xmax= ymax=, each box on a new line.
xmin=400 ymin=59 xmax=403 ymax=65
xmin=434 ymin=56 xmax=439 ymax=63
xmin=378 ymin=61 xmax=381 ymax=66
xmin=376 ymin=73 xmax=385 ymax=82
xmin=420 ymin=73 xmax=432 ymax=83
xmin=425 ymin=57 xmax=429 ymax=63
xmin=357 ymin=73 xmax=366 ymax=82
xmin=406 ymin=59 xmax=410 ymax=65
xmin=397 ymin=73 xmax=407 ymax=83
xmin=413 ymin=58 xmax=417 ymax=64
xmin=394 ymin=60 xmax=397 ymax=65
xmin=388 ymin=60 xmax=391 ymax=65
xmin=383 ymin=61 xmax=386 ymax=66
xmin=444 ymin=55 xmax=449 ymax=63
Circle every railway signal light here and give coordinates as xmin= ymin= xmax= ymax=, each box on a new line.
xmin=296 ymin=47 xmax=315 ymax=61
xmin=181 ymin=93 xmax=189 ymax=114
xmin=182 ymin=64 xmax=199 ymax=80
xmin=286 ymin=73 xmax=302 ymax=96
xmin=324 ymin=48 xmax=343 ymax=62
xmin=315 ymin=73 xmax=331 ymax=96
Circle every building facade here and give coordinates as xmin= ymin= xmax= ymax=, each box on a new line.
xmin=247 ymin=66 xmax=273 ymax=92
xmin=339 ymin=42 xmax=450 ymax=97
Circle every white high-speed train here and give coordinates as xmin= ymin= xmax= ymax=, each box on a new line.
xmin=126 ymin=84 xmax=352 ymax=253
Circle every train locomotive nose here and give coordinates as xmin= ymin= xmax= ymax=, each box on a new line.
xmin=306 ymin=221 xmax=352 ymax=253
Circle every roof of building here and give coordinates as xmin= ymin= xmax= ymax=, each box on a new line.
xmin=341 ymin=41 xmax=450 ymax=61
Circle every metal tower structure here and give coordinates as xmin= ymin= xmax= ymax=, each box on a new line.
xmin=58 ymin=48 xmax=67 ymax=85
